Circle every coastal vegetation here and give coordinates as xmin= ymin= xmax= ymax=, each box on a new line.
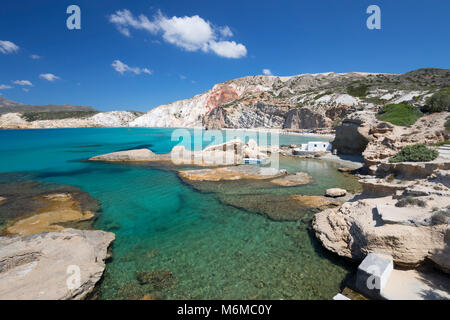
xmin=22 ymin=110 xmax=99 ymax=121
xmin=377 ymin=104 xmax=422 ymax=126
xmin=395 ymin=196 xmax=427 ymax=208
xmin=389 ymin=144 xmax=438 ymax=163
xmin=423 ymin=89 xmax=450 ymax=113
xmin=347 ymin=84 xmax=368 ymax=97
xmin=431 ymin=207 xmax=450 ymax=225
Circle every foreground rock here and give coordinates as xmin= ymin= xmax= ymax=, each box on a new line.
xmin=179 ymin=165 xmax=286 ymax=182
xmin=313 ymin=193 xmax=450 ymax=271
xmin=0 ymin=228 xmax=115 ymax=300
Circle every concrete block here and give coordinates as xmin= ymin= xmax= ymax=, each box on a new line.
xmin=332 ymin=293 xmax=351 ymax=300
xmin=355 ymin=252 xmax=393 ymax=299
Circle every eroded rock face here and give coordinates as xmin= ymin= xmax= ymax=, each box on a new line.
xmin=332 ymin=112 xmax=376 ymax=155
xmin=0 ymin=228 xmax=115 ymax=300
xmin=332 ymin=111 xmax=449 ymax=175
xmin=313 ymin=197 xmax=449 ymax=271
xmin=283 ymin=108 xmax=330 ymax=129
xmin=376 ymin=161 xmax=450 ymax=179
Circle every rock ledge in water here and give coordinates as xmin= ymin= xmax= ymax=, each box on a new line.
xmin=0 ymin=228 xmax=115 ymax=300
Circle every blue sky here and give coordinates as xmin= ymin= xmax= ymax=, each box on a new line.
xmin=0 ymin=0 xmax=449 ymax=111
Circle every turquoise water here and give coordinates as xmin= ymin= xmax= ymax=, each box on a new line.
xmin=0 ymin=128 xmax=357 ymax=300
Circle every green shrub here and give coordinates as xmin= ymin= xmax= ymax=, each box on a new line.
xmin=377 ymin=104 xmax=422 ymax=126
xmin=431 ymin=208 xmax=450 ymax=225
xmin=395 ymin=196 xmax=427 ymax=208
xmin=347 ymin=84 xmax=368 ymax=97
xmin=22 ymin=111 xmax=99 ymax=122
xmin=433 ymin=140 xmax=450 ymax=146
xmin=445 ymin=118 xmax=450 ymax=131
xmin=389 ymin=144 xmax=438 ymax=163
xmin=422 ymin=90 xmax=450 ymax=113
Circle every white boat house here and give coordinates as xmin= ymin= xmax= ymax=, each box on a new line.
xmin=296 ymin=141 xmax=332 ymax=152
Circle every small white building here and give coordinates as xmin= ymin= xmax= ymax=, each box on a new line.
xmin=297 ymin=141 xmax=331 ymax=152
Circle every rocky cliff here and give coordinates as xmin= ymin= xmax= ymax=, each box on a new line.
xmin=0 ymin=111 xmax=142 ymax=129
xmin=130 ymin=68 xmax=450 ymax=129
xmin=1 ymin=68 xmax=449 ymax=130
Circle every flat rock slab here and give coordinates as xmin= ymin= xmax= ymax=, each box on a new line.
xmin=382 ymin=268 xmax=450 ymax=300
xmin=270 ymin=172 xmax=312 ymax=187
xmin=179 ymin=166 xmax=285 ymax=182
xmin=89 ymin=148 xmax=169 ymax=162
xmin=0 ymin=228 xmax=115 ymax=300
xmin=377 ymin=204 xmax=432 ymax=226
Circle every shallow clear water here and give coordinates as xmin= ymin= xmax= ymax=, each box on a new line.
xmin=0 ymin=128 xmax=358 ymax=299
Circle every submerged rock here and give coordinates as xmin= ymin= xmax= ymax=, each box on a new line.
xmin=0 ymin=228 xmax=115 ymax=300
xmin=136 ymin=270 xmax=177 ymax=290
xmin=0 ymin=178 xmax=100 ymax=227
xmin=4 ymin=192 xmax=95 ymax=237
xmin=219 ymin=193 xmax=340 ymax=221
xmin=270 ymin=172 xmax=313 ymax=187
xmin=0 ymin=196 xmax=5 ymax=205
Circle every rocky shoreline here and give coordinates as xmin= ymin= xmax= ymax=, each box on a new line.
xmin=0 ymin=109 xmax=448 ymax=299
xmin=0 ymin=181 xmax=114 ymax=300
xmin=313 ymin=110 xmax=450 ymax=299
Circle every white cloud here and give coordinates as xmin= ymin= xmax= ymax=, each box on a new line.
xmin=22 ymin=88 xmax=30 ymax=92
xmin=30 ymin=54 xmax=41 ymax=59
xmin=0 ymin=40 xmax=19 ymax=54
xmin=219 ymin=26 xmax=233 ymax=37
xmin=39 ymin=73 xmax=60 ymax=82
xmin=179 ymin=75 xmax=187 ymax=80
xmin=12 ymin=80 xmax=33 ymax=86
xmin=109 ymin=10 xmax=247 ymax=59
xmin=0 ymin=84 xmax=13 ymax=90
xmin=109 ymin=9 xmax=158 ymax=37
xmin=262 ymin=69 xmax=273 ymax=76
xmin=208 ymin=40 xmax=247 ymax=59
xmin=112 ymin=60 xmax=152 ymax=75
